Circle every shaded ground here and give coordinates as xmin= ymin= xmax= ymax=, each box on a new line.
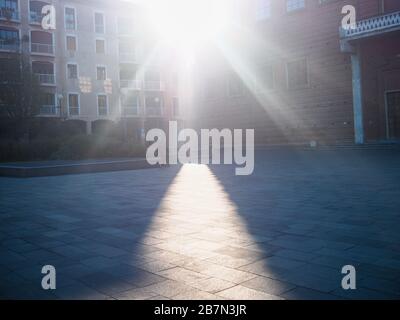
xmin=1 ymin=149 xmax=400 ymax=299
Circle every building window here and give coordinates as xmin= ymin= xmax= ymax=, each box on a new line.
xmin=0 ymin=28 xmax=19 ymax=51
xmin=286 ymin=0 xmax=305 ymax=12
xmin=40 ymin=93 xmax=56 ymax=115
xmin=256 ymin=0 xmax=271 ymax=21
xmin=68 ymin=93 xmax=79 ymax=115
xmin=96 ymin=39 xmax=105 ymax=54
xmin=227 ymin=73 xmax=244 ymax=97
xmin=0 ymin=0 xmax=19 ymax=20
xmin=32 ymin=61 xmax=55 ymax=84
xmin=66 ymin=35 xmax=76 ymax=51
xmin=97 ymin=95 xmax=108 ymax=115
xmin=287 ymin=58 xmax=308 ymax=89
xmin=94 ymin=12 xmax=105 ymax=34
xmin=96 ymin=66 xmax=106 ymax=80
xmin=65 ymin=7 xmax=76 ymax=30
xmin=67 ymin=63 xmax=78 ymax=79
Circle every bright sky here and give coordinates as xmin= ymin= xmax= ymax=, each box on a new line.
xmin=139 ymin=0 xmax=232 ymax=50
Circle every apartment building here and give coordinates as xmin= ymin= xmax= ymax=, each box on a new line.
xmin=0 ymin=0 xmax=182 ymax=139
xmin=190 ymin=0 xmax=400 ymax=145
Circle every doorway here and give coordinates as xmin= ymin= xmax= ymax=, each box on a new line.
xmin=386 ymin=91 xmax=400 ymax=140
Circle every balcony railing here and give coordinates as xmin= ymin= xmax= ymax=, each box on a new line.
xmin=143 ymin=81 xmax=164 ymax=91
xmin=340 ymin=11 xmax=400 ymax=40
xmin=122 ymin=106 xmax=140 ymax=116
xmin=35 ymin=73 xmax=55 ymax=85
xmin=69 ymin=107 xmax=80 ymax=116
xmin=145 ymin=106 xmax=162 ymax=116
xmin=40 ymin=105 xmax=57 ymax=115
xmin=0 ymin=8 xmax=19 ymax=20
xmin=0 ymin=39 xmax=19 ymax=51
xmin=29 ymin=11 xmax=42 ymax=24
xmin=120 ymin=79 xmax=141 ymax=89
xmin=31 ymin=42 xmax=54 ymax=54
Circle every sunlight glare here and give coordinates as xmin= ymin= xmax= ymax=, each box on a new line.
xmin=145 ymin=0 xmax=230 ymax=51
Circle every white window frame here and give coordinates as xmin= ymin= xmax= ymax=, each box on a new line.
xmin=97 ymin=94 xmax=108 ymax=116
xmin=95 ymin=37 xmax=106 ymax=54
xmin=32 ymin=60 xmax=56 ymax=85
xmin=93 ymin=11 xmax=105 ymax=34
xmin=96 ymin=65 xmax=107 ymax=81
xmin=66 ymin=62 xmax=78 ymax=80
xmin=29 ymin=30 xmax=55 ymax=55
xmin=65 ymin=34 xmax=77 ymax=51
xmin=68 ymin=92 xmax=80 ymax=116
xmin=64 ymin=6 xmax=77 ymax=31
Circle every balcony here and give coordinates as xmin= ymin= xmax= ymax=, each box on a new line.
xmin=35 ymin=73 xmax=55 ymax=85
xmin=0 ymin=39 xmax=19 ymax=52
xmin=340 ymin=11 xmax=400 ymax=40
xmin=31 ymin=42 xmax=54 ymax=55
xmin=40 ymin=105 xmax=57 ymax=115
xmin=120 ymin=79 xmax=141 ymax=90
xmin=29 ymin=11 xmax=42 ymax=24
xmin=143 ymin=81 xmax=164 ymax=91
xmin=0 ymin=7 xmax=19 ymax=21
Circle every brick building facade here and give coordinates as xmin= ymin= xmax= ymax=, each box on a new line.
xmin=190 ymin=0 xmax=400 ymax=145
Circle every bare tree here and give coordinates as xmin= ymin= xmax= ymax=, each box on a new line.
xmin=0 ymin=53 xmax=43 ymax=139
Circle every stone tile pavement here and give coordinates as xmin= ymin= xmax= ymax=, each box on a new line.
xmin=1 ymin=149 xmax=400 ymax=299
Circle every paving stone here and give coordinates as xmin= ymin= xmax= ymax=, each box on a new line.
xmin=141 ymin=279 xmax=197 ymax=298
xmin=137 ymin=260 xmax=177 ymax=273
xmin=216 ymin=285 xmax=283 ymax=300
xmin=189 ymin=277 xmax=236 ymax=293
xmin=112 ymin=288 xmax=159 ymax=300
xmin=78 ymin=272 xmax=137 ymax=295
xmin=1 ymin=150 xmax=400 ymax=299
xmin=240 ymin=276 xmax=296 ymax=296
xmin=157 ymin=267 xmax=210 ymax=284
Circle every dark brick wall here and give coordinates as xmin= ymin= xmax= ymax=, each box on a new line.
xmin=190 ymin=0 xmax=400 ymax=145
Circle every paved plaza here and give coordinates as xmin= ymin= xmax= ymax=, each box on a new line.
xmin=1 ymin=149 xmax=400 ymax=299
